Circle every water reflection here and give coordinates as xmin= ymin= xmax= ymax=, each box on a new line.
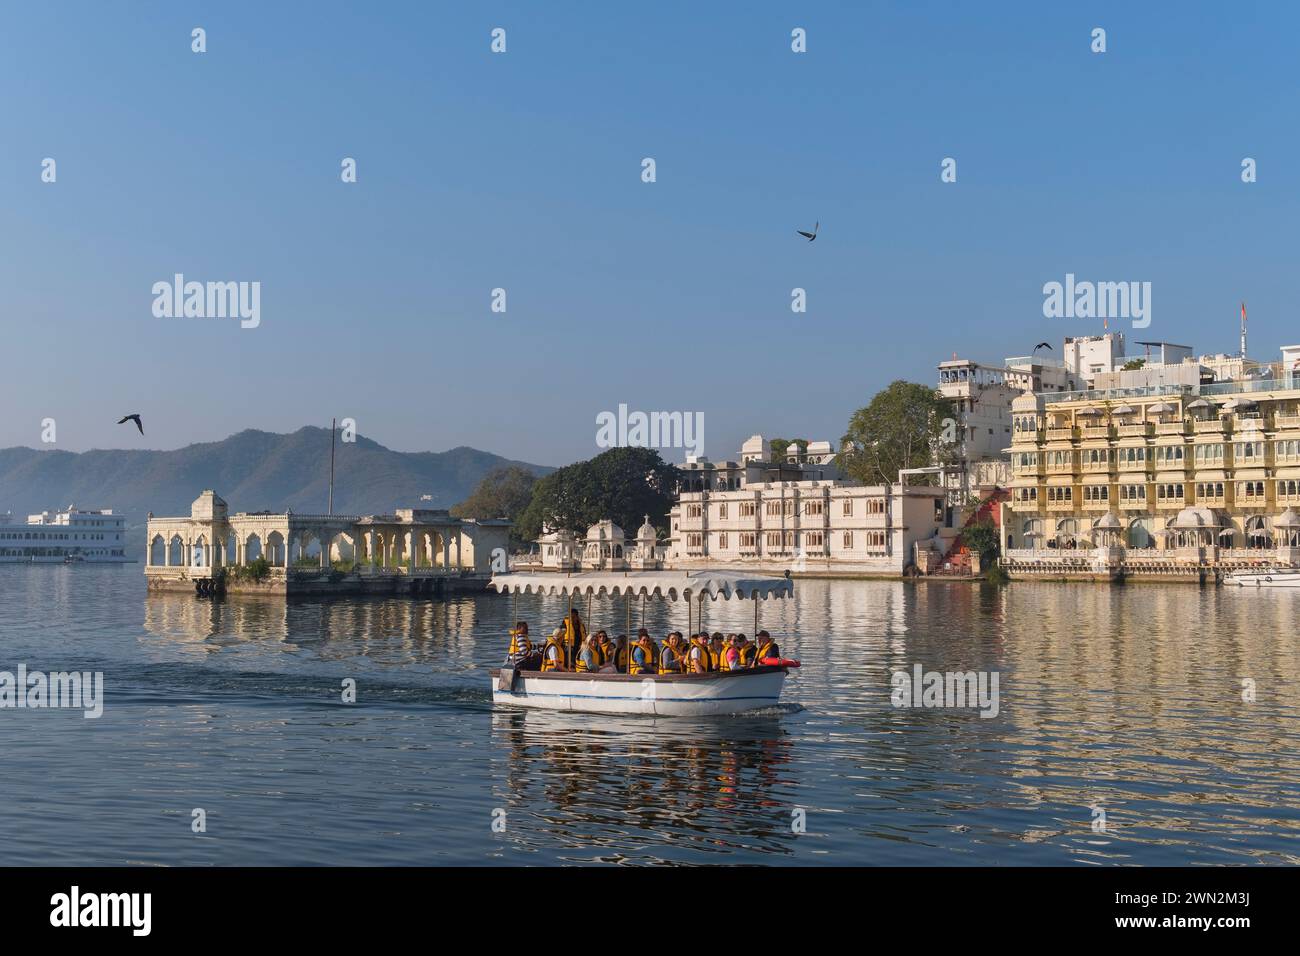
xmin=19 ymin=568 xmax=1295 ymax=863
xmin=489 ymin=709 xmax=799 ymax=862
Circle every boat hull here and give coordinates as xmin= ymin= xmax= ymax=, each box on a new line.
xmin=489 ymin=665 xmax=788 ymax=717
xmin=1225 ymin=571 xmax=1300 ymax=588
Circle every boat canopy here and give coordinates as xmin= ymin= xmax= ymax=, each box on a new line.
xmin=489 ymin=570 xmax=793 ymax=601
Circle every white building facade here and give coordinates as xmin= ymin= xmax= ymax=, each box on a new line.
xmin=0 ymin=508 xmax=130 ymax=562
xmin=669 ymin=438 xmax=948 ymax=576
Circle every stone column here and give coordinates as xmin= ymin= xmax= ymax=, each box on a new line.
xmin=455 ymin=534 xmax=462 ymax=570
xmin=320 ymin=533 xmax=329 ymax=569
xmin=442 ymin=533 xmax=451 ymax=569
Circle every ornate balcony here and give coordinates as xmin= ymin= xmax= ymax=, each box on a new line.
xmin=1117 ymin=423 xmax=1154 ymax=438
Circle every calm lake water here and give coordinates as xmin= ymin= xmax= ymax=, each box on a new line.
xmin=1 ymin=564 xmax=1297 ymax=865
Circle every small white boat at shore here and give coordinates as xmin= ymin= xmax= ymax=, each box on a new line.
xmin=487 ymin=570 xmax=797 ymax=717
xmin=1224 ymin=568 xmax=1300 ymax=588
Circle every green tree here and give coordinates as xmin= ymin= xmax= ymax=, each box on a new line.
xmin=516 ymin=447 xmax=679 ymax=543
xmin=451 ymin=465 xmax=538 ymax=546
xmin=838 ymin=380 xmax=956 ymax=485
xmin=768 ymin=437 xmax=810 ymax=463
xmin=962 ymin=519 xmax=1000 ymax=563
xmin=1121 ymin=358 xmax=1146 ymax=371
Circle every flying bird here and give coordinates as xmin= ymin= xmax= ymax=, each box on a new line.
xmin=1033 ymin=342 xmax=1052 ymax=352
xmin=117 ymin=414 xmax=144 ymax=435
xmin=796 ymin=221 xmax=818 ymax=242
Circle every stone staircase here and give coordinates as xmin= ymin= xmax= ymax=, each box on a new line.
xmin=932 ymin=488 xmax=1009 ymax=575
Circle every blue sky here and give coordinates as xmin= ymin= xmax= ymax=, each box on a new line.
xmin=1 ymin=1 xmax=1296 ymax=467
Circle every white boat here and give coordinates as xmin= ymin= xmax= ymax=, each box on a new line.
xmin=1224 ymin=568 xmax=1300 ymax=588
xmin=487 ymin=570 xmax=796 ymax=717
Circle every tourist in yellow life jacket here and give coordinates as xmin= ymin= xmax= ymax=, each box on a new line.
xmin=687 ymin=635 xmax=711 ymax=674
xmin=612 ymin=635 xmax=629 ymax=673
xmin=562 ymin=608 xmax=586 ymax=664
xmin=658 ymin=634 xmax=684 ymax=674
xmin=736 ymin=633 xmax=757 ymax=668
xmin=541 ymin=627 xmax=569 ymax=672
xmin=629 ymin=634 xmax=658 ymax=675
xmin=723 ymin=634 xmax=741 ymax=671
xmin=595 ymin=631 xmax=616 ymax=672
xmin=507 ymin=621 xmax=531 ymax=656
xmin=708 ymin=633 xmax=726 ymax=670
xmin=755 ymin=630 xmax=780 ymax=663
xmin=575 ymin=634 xmax=602 ymax=673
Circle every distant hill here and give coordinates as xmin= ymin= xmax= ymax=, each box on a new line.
xmin=0 ymin=428 xmax=552 ymax=540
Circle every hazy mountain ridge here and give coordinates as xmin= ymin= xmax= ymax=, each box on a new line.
xmin=0 ymin=427 xmax=551 ymax=529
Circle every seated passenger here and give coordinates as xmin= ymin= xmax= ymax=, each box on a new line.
xmin=596 ymin=631 xmax=617 ymax=672
xmin=708 ymin=633 xmax=725 ymax=670
xmin=629 ymin=634 xmax=658 ymax=675
xmin=576 ymin=634 xmax=602 ymax=673
xmin=687 ymin=634 xmax=710 ymax=674
xmin=755 ymin=629 xmax=780 ymax=663
xmin=723 ymin=634 xmax=741 ymax=671
xmin=541 ymin=627 xmax=569 ymax=672
xmin=659 ymin=633 xmax=684 ymax=673
xmin=508 ymin=621 xmax=531 ymax=656
xmin=611 ymin=634 xmax=629 ymax=673
xmin=736 ymin=633 xmax=757 ymax=667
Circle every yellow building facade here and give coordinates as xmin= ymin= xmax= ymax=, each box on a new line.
xmin=1000 ymin=377 xmax=1300 ymax=574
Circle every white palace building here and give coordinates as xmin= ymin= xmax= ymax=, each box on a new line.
xmin=0 ymin=507 xmax=130 ymax=562
xmin=668 ymin=436 xmax=950 ymax=576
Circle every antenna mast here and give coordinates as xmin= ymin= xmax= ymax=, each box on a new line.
xmin=328 ymin=417 xmax=336 ymax=516
xmin=1240 ymin=301 xmax=1248 ymax=359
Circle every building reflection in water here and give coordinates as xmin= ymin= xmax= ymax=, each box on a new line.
xmin=141 ymin=592 xmax=480 ymax=665
xmin=134 ymin=577 xmax=1300 ymax=863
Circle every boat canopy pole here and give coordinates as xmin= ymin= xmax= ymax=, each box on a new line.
xmin=754 ymin=595 xmax=758 ymax=634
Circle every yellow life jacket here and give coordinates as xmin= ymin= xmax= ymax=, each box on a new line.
xmin=659 ymin=642 xmax=683 ymax=674
xmin=508 ymin=626 xmax=533 ymax=656
xmin=575 ymin=645 xmax=598 ymax=673
xmin=738 ymin=644 xmax=757 ymax=667
xmin=541 ymin=636 xmax=567 ymax=672
xmin=686 ymin=644 xmax=710 ymax=673
xmin=563 ymin=616 xmax=586 ymax=661
xmin=614 ymin=645 xmax=628 ymax=672
xmin=708 ymin=646 xmax=723 ymax=671
xmin=630 ymin=642 xmax=658 ymax=675
xmin=756 ymin=639 xmax=779 ymax=663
